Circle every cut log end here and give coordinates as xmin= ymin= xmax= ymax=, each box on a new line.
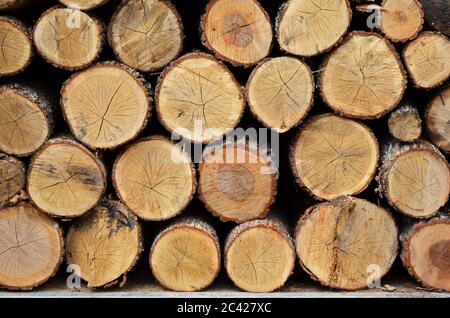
xmin=201 ymin=0 xmax=272 ymax=66
xmin=425 ymin=87 xmax=450 ymax=153
xmin=276 ymin=0 xmax=352 ymax=57
xmin=0 ymin=203 xmax=64 ymax=290
xmin=246 ymin=56 xmax=314 ymax=133
xmin=113 ymin=136 xmax=196 ymax=221
xmin=388 ymin=104 xmax=422 ymax=142
xmin=27 ymin=137 xmax=106 ymax=218
xmin=291 ymin=114 xmax=379 ymax=201
xmin=61 ymin=62 xmax=151 ymax=150
xmin=156 ymin=53 xmax=244 ymax=144
xmin=108 ymin=0 xmax=183 ymax=72
xmin=59 ymin=0 xmax=110 ymax=11
xmin=320 ymin=32 xmax=406 ymax=119
xmin=66 ymin=200 xmax=142 ymax=288
xmin=0 ymin=154 xmax=25 ymax=205
xmin=380 ymin=0 xmax=423 ymax=42
xmin=295 ymin=196 xmax=398 ymax=291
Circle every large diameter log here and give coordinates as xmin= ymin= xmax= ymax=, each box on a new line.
xmin=295 ymin=196 xmax=398 ymax=291
xmin=59 ymin=0 xmax=110 ymax=11
xmin=199 ymin=143 xmax=276 ymax=223
xmin=33 ymin=6 xmax=104 ymax=70
xmin=246 ymin=56 xmax=314 ymax=133
xmin=0 ymin=203 xmax=64 ymax=290
xmin=291 ymin=114 xmax=379 ymax=201
xmin=113 ymin=136 xmax=196 ymax=221
xmin=0 ymin=154 xmax=25 ymax=206
xmin=276 ymin=0 xmax=352 ymax=57
xmin=61 ymin=62 xmax=151 ymax=150
xmin=66 ymin=200 xmax=142 ymax=288
xmin=201 ymin=0 xmax=272 ymax=67
xmin=377 ymin=141 xmax=450 ymax=219
xmin=403 ymin=32 xmax=450 ymax=89
xmin=225 ymin=216 xmax=295 ymax=292
xmin=388 ymin=103 xmax=422 ymax=142
xmin=156 ymin=53 xmax=244 ymax=144
xmin=108 ymin=0 xmax=183 ymax=73
xmin=425 ymin=87 xmax=450 ymax=153
xmin=420 ymin=0 xmax=449 ymax=36
xmin=149 ymin=217 xmax=220 ymax=291
xmin=27 ymin=137 xmax=107 ymax=218
xmin=320 ymin=32 xmax=406 ymax=119
xmin=0 ymin=85 xmax=53 ymax=157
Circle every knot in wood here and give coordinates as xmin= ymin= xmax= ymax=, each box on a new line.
xmin=429 ymin=240 xmax=450 ymax=273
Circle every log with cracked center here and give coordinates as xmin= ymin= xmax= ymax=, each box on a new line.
xmin=224 ymin=217 xmax=295 ymax=292
xmin=420 ymin=0 xmax=449 ymax=36
xmin=0 ymin=16 xmax=32 ymax=77
xmin=425 ymin=86 xmax=450 ymax=153
xmin=156 ymin=53 xmax=244 ymax=144
xmin=0 ymin=85 xmax=53 ymax=157
xmin=246 ymin=56 xmax=314 ymax=133
xmin=61 ymin=62 xmax=151 ymax=149
xmin=149 ymin=218 xmax=220 ymax=292
xmin=378 ymin=142 xmax=450 ymax=219
xmin=388 ymin=103 xmax=422 ymax=142
xmin=33 ymin=6 xmax=103 ymax=70
xmin=201 ymin=0 xmax=272 ymax=66
xmin=113 ymin=136 xmax=196 ymax=221
xmin=27 ymin=137 xmax=106 ymax=218
xmin=0 ymin=203 xmax=63 ymax=290
xmin=291 ymin=114 xmax=379 ymax=201
xmin=295 ymin=196 xmax=398 ymax=291
xmin=108 ymin=0 xmax=183 ymax=73
xmin=66 ymin=200 xmax=142 ymax=288
xmin=198 ymin=143 xmax=276 ymax=223
xmin=403 ymin=32 xmax=450 ymax=89
xmin=59 ymin=0 xmax=110 ymax=11
xmin=320 ymin=32 xmax=406 ymax=119
xmin=0 ymin=154 xmax=25 ymax=205
xmin=276 ymin=0 xmax=352 ymax=57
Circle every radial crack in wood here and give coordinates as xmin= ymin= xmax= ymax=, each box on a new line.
xmin=0 ymin=154 xmax=25 ymax=206
xmin=425 ymin=87 xmax=450 ymax=153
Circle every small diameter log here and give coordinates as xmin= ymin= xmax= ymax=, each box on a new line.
xmin=33 ymin=6 xmax=104 ymax=70
xmin=0 ymin=154 xmax=25 ymax=206
xmin=61 ymin=62 xmax=151 ymax=150
xmin=198 ymin=143 xmax=276 ymax=223
xmin=425 ymin=87 xmax=450 ymax=153
xmin=403 ymin=32 xmax=450 ymax=89
xmin=113 ymin=136 xmax=196 ymax=221
xmin=295 ymin=196 xmax=398 ymax=291
xmin=320 ymin=32 xmax=406 ymax=119
xmin=388 ymin=103 xmax=422 ymax=142
xmin=149 ymin=217 xmax=220 ymax=291
xmin=201 ymin=0 xmax=272 ymax=67
xmin=378 ymin=141 xmax=450 ymax=219
xmin=421 ymin=0 xmax=449 ymax=36
xmin=0 ymin=85 xmax=53 ymax=157
xmin=276 ymin=0 xmax=352 ymax=57
xmin=59 ymin=0 xmax=110 ymax=11
xmin=66 ymin=200 xmax=142 ymax=288
xmin=27 ymin=137 xmax=106 ymax=218
xmin=0 ymin=203 xmax=64 ymax=290
xmin=0 ymin=16 xmax=32 ymax=77
xmin=291 ymin=114 xmax=379 ymax=201
xmin=224 ymin=216 xmax=295 ymax=292
xmin=156 ymin=53 xmax=244 ymax=144
xmin=246 ymin=56 xmax=314 ymax=133
xmin=400 ymin=216 xmax=450 ymax=292
xmin=108 ymin=0 xmax=183 ymax=73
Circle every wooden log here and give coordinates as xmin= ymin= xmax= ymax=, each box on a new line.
xmin=113 ymin=136 xmax=196 ymax=221
xmin=320 ymin=32 xmax=406 ymax=119
xmin=27 ymin=137 xmax=107 ymax=219
xmin=246 ymin=56 xmax=314 ymax=133
xmin=149 ymin=217 xmax=220 ymax=291
xmin=0 ymin=16 xmax=32 ymax=77
xmin=291 ymin=114 xmax=379 ymax=201
xmin=276 ymin=0 xmax=352 ymax=57
xmin=0 ymin=153 xmax=25 ymax=206
xmin=108 ymin=0 xmax=183 ymax=73
xmin=420 ymin=0 xmax=449 ymax=36
xmin=198 ymin=142 xmax=276 ymax=223
xmin=155 ymin=53 xmax=244 ymax=144
xmin=66 ymin=200 xmax=143 ymax=288
xmin=377 ymin=141 xmax=450 ymax=219
xmin=61 ymin=61 xmax=151 ymax=150
xmin=295 ymin=196 xmax=398 ymax=291
xmin=200 ymin=0 xmax=272 ymax=67
xmin=224 ymin=215 xmax=295 ymax=292
xmin=59 ymin=0 xmax=110 ymax=11
xmin=0 ymin=203 xmax=64 ymax=290
xmin=425 ymin=86 xmax=450 ymax=153
xmin=403 ymin=32 xmax=450 ymax=89
xmin=388 ymin=103 xmax=422 ymax=142
xmin=0 ymin=85 xmax=54 ymax=157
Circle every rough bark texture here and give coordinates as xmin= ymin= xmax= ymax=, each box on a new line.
xmin=0 ymin=153 xmax=25 ymax=207
xmin=388 ymin=103 xmax=422 ymax=142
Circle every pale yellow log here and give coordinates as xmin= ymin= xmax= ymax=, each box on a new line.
xmin=380 ymin=0 xmax=423 ymax=42
xmin=425 ymin=87 xmax=450 ymax=153
xmin=59 ymin=0 xmax=110 ymax=10
xmin=388 ymin=106 xmax=422 ymax=142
